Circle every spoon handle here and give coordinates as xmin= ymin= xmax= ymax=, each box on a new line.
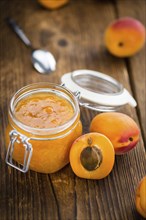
xmin=6 ymin=17 xmax=32 ymax=48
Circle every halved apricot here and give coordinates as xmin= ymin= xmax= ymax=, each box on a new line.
xmin=69 ymin=133 xmax=115 ymax=179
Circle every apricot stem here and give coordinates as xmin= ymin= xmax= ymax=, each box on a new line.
xmin=129 ymin=137 xmax=133 ymax=141
xmin=118 ymin=42 xmax=124 ymax=47
xmin=80 ymin=146 xmax=103 ymax=171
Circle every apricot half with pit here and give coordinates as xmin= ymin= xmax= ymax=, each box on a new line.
xmin=135 ymin=176 xmax=146 ymax=218
xmin=104 ymin=17 xmax=146 ymax=57
xmin=90 ymin=112 xmax=140 ymax=155
xmin=69 ymin=133 xmax=115 ymax=179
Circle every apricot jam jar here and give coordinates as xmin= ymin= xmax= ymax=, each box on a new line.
xmin=5 ymin=83 xmax=82 ymax=173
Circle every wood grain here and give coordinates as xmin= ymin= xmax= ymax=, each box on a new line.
xmin=0 ymin=0 xmax=145 ymax=220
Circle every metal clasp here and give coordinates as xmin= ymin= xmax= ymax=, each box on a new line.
xmin=74 ymin=90 xmax=81 ymax=99
xmin=61 ymin=83 xmax=81 ymax=100
xmin=5 ymin=130 xmax=33 ymax=173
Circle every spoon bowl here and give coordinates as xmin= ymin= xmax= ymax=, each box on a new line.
xmin=32 ymin=49 xmax=56 ymax=74
xmin=6 ymin=17 xmax=56 ymax=74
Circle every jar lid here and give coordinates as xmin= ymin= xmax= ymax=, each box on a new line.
xmin=61 ymin=69 xmax=137 ymax=111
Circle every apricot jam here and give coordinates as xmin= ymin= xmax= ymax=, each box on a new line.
xmin=5 ymin=83 xmax=82 ymax=173
xmin=15 ymin=93 xmax=74 ymax=129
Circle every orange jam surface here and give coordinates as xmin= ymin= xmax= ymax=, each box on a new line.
xmin=14 ymin=93 xmax=74 ymax=129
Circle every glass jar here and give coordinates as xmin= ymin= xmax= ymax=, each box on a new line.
xmin=5 ymin=83 xmax=82 ymax=173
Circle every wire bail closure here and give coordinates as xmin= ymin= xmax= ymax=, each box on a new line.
xmin=5 ymin=130 xmax=33 ymax=173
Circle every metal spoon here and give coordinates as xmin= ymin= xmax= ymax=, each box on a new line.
xmin=6 ymin=17 xmax=56 ymax=74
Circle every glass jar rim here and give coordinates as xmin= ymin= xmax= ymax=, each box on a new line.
xmin=9 ymin=82 xmax=80 ymax=136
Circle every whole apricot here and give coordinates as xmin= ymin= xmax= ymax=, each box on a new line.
xmin=38 ymin=0 xmax=69 ymax=10
xmin=135 ymin=176 xmax=146 ymax=218
xmin=104 ymin=17 xmax=146 ymax=57
xmin=90 ymin=112 xmax=140 ymax=155
xmin=69 ymin=133 xmax=115 ymax=179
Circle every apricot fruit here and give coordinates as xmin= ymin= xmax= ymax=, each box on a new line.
xmin=69 ymin=133 xmax=115 ymax=179
xmin=104 ymin=17 xmax=146 ymax=57
xmin=38 ymin=0 xmax=69 ymax=10
xmin=135 ymin=176 xmax=146 ymax=218
xmin=90 ymin=112 xmax=140 ymax=155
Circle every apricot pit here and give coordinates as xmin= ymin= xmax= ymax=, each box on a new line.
xmin=80 ymin=138 xmax=103 ymax=171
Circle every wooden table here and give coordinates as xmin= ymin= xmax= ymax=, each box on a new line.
xmin=0 ymin=0 xmax=145 ymax=219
